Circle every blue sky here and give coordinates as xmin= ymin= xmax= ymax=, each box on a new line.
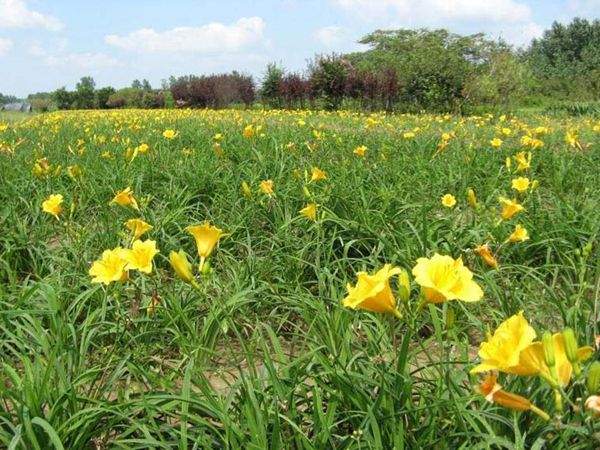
xmin=1 ymin=0 xmax=599 ymax=97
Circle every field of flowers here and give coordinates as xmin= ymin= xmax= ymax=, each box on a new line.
xmin=1 ymin=109 xmax=600 ymax=448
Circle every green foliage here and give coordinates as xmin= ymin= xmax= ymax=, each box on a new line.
xmin=95 ymin=87 xmax=116 ymax=109
xmin=74 ymin=76 xmax=96 ymax=109
xmin=527 ymin=18 xmax=600 ymax=99
xmin=308 ymin=54 xmax=349 ymax=110
xmin=53 ymin=87 xmax=75 ymax=110
xmin=1 ymin=109 xmax=599 ymax=448
xmin=260 ymin=63 xmax=284 ymax=108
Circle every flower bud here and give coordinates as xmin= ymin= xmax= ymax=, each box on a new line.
xmin=587 ymin=362 xmax=600 ymax=395
xmin=397 ymin=269 xmax=410 ymax=302
xmin=542 ymin=332 xmax=555 ymax=368
xmin=562 ymin=328 xmax=579 ymax=363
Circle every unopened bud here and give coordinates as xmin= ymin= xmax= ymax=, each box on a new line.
xmin=542 ymin=332 xmax=555 ymax=368
xmin=587 ymin=362 xmax=600 ymax=395
xmin=397 ymin=269 xmax=410 ymax=302
xmin=563 ymin=328 xmax=579 ymax=364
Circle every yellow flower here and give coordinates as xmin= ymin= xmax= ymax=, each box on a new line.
xmin=507 ymin=224 xmax=529 ymax=243
xmin=478 ymin=373 xmax=549 ymax=420
xmin=186 ymin=222 xmax=224 ymax=271
xmin=111 ymin=187 xmax=139 ymax=210
xmin=123 ymin=239 xmax=159 ymax=274
xmin=403 ymin=131 xmax=415 ymax=139
xmin=511 ymin=177 xmax=530 ymax=193
xmin=467 ymin=188 xmax=478 ymax=208
xmin=89 ymin=247 xmax=129 ymax=285
xmin=310 ymin=167 xmax=327 ymax=182
xmin=517 ymin=333 xmax=593 ymax=386
xmin=471 ymin=311 xmax=537 ymax=374
xmin=474 ymin=244 xmax=498 ymax=268
xmin=490 ymin=137 xmax=503 ymax=148
xmin=137 ymin=143 xmax=150 ymax=154
xmin=505 ymin=157 xmax=511 ymax=170
xmin=499 ymin=197 xmax=524 ymax=220
xmin=514 ymin=151 xmax=532 ymax=172
xmin=125 ymin=218 xmax=153 ymax=241
xmin=300 ymin=203 xmax=317 ymax=221
xmin=260 ymin=179 xmax=274 ymax=196
xmin=42 ymin=194 xmax=64 ymax=220
xmin=163 ymin=129 xmax=177 ymax=139
xmin=342 ymin=264 xmax=403 ymax=317
xmin=169 ymin=250 xmax=197 ymax=286
xmin=412 ymin=253 xmax=483 ymax=303
xmin=243 ymin=124 xmax=255 ymax=139
xmin=441 ymin=193 xmax=457 ymax=208
xmin=353 ymin=145 xmax=367 ymax=157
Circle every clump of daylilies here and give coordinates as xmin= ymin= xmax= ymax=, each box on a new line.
xmin=89 ymin=219 xmax=158 ymax=285
xmin=168 ymin=221 xmax=225 ymax=288
xmin=471 ymin=311 xmax=597 ymax=420
xmin=342 ymin=252 xmax=484 ymax=318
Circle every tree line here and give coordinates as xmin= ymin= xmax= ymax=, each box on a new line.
xmin=6 ymin=17 xmax=600 ymax=113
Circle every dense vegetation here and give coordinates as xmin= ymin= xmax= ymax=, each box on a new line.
xmin=1 ymin=108 xmax=600 ymax=448
xmin=3 ymin=18 xmax=600 ymax=114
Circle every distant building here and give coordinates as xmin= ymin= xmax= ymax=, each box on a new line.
xmin=1 ymin=102 xmax=32 ymax=113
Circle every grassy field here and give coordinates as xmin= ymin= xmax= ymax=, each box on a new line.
xmin=1 ymin=109 xmax=599 ymax=448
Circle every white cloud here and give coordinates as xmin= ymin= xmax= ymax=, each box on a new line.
xmin=500 ymin=22 xmax=544 ymax=47
xmin=314 ymin=25 xmax=347 ymax=48
xmin=43 ymin=52 xmax=121 ymax=69
xmin=331 ymin=0 xmax=531 ymax=24
xmin=0 ymin=37 xmax=13 ymax=55
xmin=0 ymin=0 xmax=63 ymax=31
xmin=105 ymin=17 xmax=266 ymax=53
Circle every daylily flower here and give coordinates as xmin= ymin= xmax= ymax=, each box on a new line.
xmin=89 ymin=247 xmax=129 ymax=285
xmin=342 ymin=264 xmax=404 ymax=318
xmin=163 ymin=129 xmax=177 ymax=139
xmin=478 ymin=373 xmax=549 ymax=420
xmin=353 ymin=145 xmax=367 ymax=157
xmin=499 ymin=197 xmax=524 ymax=220
xmin=186 ymin=222 xmax=224 ymax=271
xmin=260 ymin=179 xmax=274 ymax=196
xmin=169 ymin=250 xmax=197 ymax=286
xmin=310 ymin=167 xmax=327 ymax=182
xmin=125 ymin=219 xmax=153 ymax=241
xmin=511 ymin=177 xmax=530 ymax=193
xmin=300 ymin=203 xmax=317 ymax=221
xmin=123 ymin=239 xmax=159 ymax=273
xmin=517 ymin=333 xmax=593 ymax=386
xmin=514 ymin=151 xmax=532 ymax=172
xmin=412 ymin=253 xmax=483 ymax=303
xmin=490 ymin=137 xmax=503 ymax=148
xmin=42 ymin=194 xmax=63 ymax=220
xmin=111 ymin=187 xmax=139 ymax=210
xmin=471 ymin=311 xmax=536 ymax=375
xmin=474 ymin=244 xmax=498 ymax=268
xmin=243 ymin=124 xmax=255 ymax=138
xmin=507 ymin=224 xmax=529 ymax=243
xmin=441 ymin=194 xmax=457 ymax=208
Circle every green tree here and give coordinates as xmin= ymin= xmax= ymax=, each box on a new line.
xmin=53 ymin=87 xmax=75 ymax=110
xmin=95 ymin=86 xmax=116 ymax=109
xmin=260 ymin=63 xmax=284 ymax=108
xmin=75 ymin=76 xmax=96 ymax=109
xmin=347 ymin=29 xmax=502 ymax=111
xmin=526 ymin=18 xmax=600 ymax=98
